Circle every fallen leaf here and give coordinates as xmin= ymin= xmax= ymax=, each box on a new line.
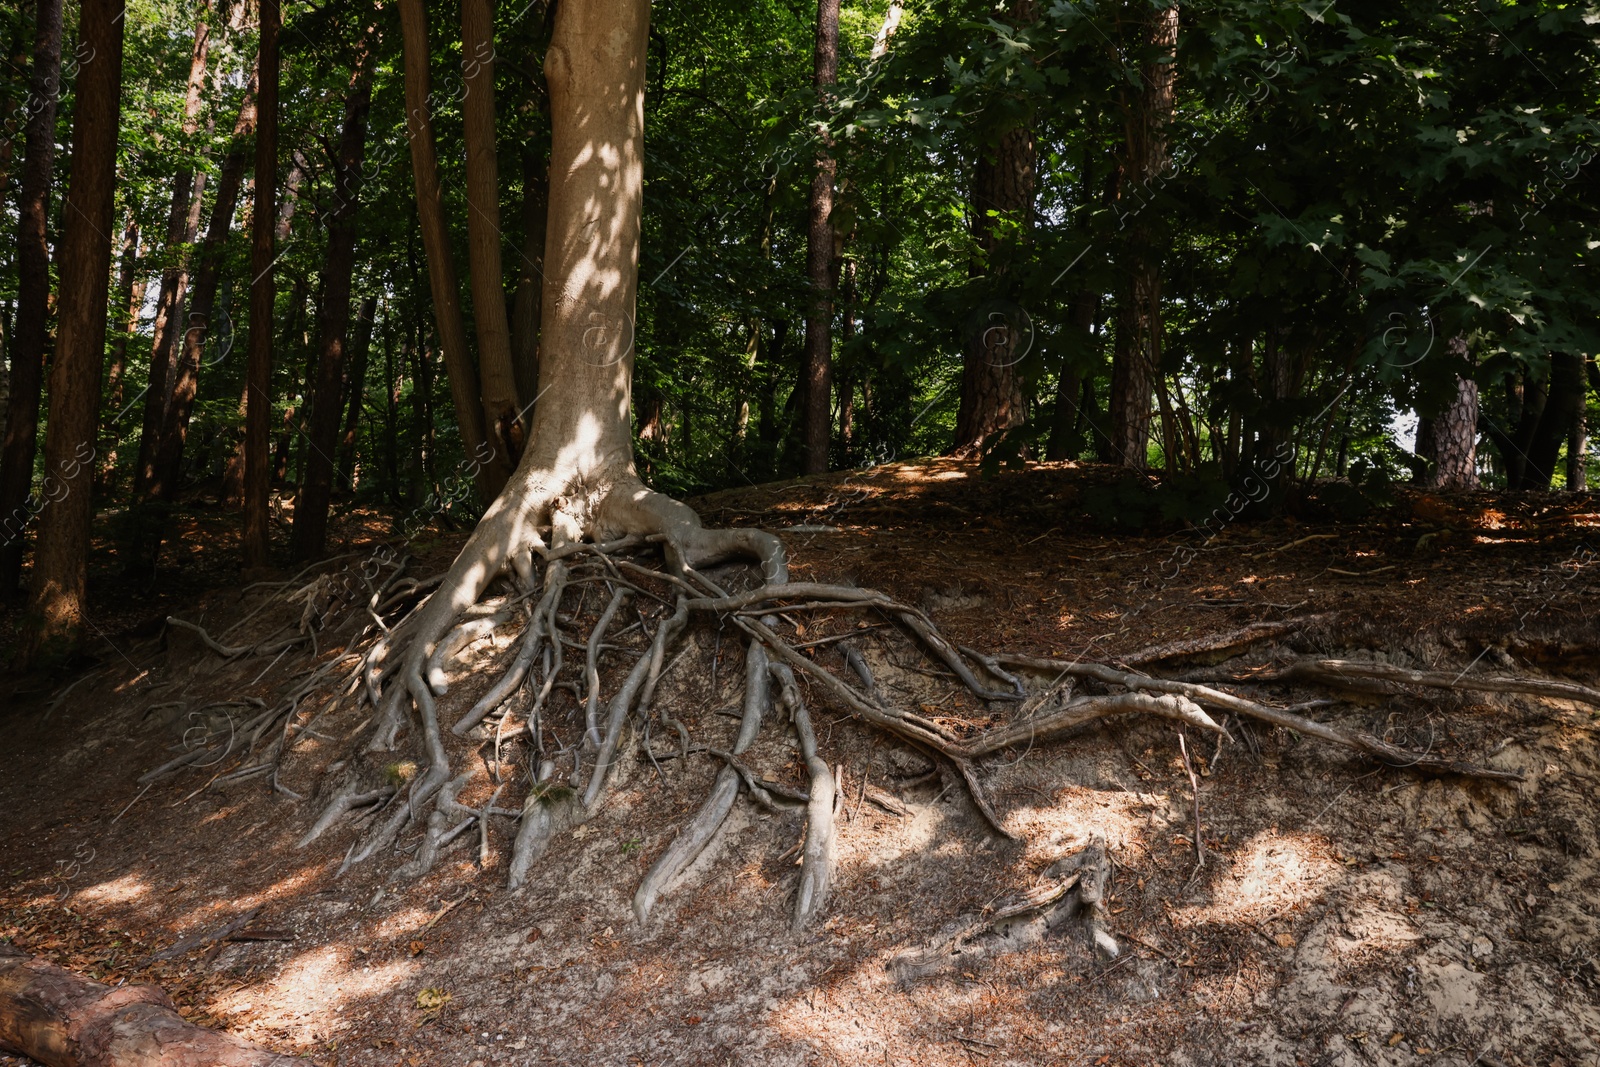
xmin=526 ymin=928 xmax=542 ymax=943
xmin=409 ymin=940 xmax=424 ymax=957
xmin=1273 ymin=933 xmax=1295 ymax=948
xmin=1388 ymin=1033 xmax=1404 ymax=1047
xmin=683 ymin=1015 xmax=702 ymax=1026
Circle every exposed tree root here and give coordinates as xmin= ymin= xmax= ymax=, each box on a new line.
xmin=141 ymin=466 xmax=1567 ymax=948
xmin=1192 ymin=657 xmax=1600 ymax=708
xmin=889 ymin=842 xmax=1118 ymax=982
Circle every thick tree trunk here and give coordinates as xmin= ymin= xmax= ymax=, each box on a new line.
xmin=291 ymin=33 xmax=376 ymax=561
xmin=20 ymin=0 xmax=123 ymax=663
xmin=339 ymin=295 xmax=378 ymax=489
xmin=528 ymin=0 xmax=650 ymax=481
xmin=0 ymin=0 xmax=64 ymax=600
xmin=1423 ymin=353 xmax=1479 ymax=490
xmin=1108 ymin=1 xmax=1178 ymax=470
xmin=151 ymin=74 xmax=259 ymax=500
xmin=398 ymin=0 xmax=495 ymax=497
xmin=954 ymin=121 xmax=1035 ymax=452
xmin=461 ymin=0 xmax=524 ymax=478
xmin=0 ymin=944 xmax=287 ymax=1067
xmin=133 ymin=5 xmax=212 ymax=498
xmin=800 ymin=0 xmax=839 ymax=475
xmin=242 ymin=0 xmax=278 ymax=568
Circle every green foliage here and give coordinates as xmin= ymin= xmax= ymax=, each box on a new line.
xmin=2 ymin=0 xmax=1595 ymax=540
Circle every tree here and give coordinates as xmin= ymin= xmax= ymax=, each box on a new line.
xmin=397 ymin=0 xmax=496 ymax=499
xmin=952 ymin=1 xmax=1036 ymax=453
xmin=21 ymin=0 xmax=124 ymax=663
xmin=132 ymin=3 xmax=213 ymax=498
xmin=242 ymin=0 xmax=278 ymax=568
xmin=290 ymin=27 xmax=377 ymax=560
xmin=1108 ymin=0 xmax=1178 ymax=470
xmin=0 ymin=0 xmax=64 ymax=599
xmin=151 ymin=74 xmax=259 ymax=500
xmin=799 ymin=0 xmax=839 ymax=474
xmin=461 ymin=0 xmax=523 ymax=482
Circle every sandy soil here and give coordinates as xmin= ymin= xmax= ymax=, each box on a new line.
xmin=3 ymin=459 xmax=1599 ymax=1066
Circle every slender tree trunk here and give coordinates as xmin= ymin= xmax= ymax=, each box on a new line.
xmin=0 ymin=0 xmax=64 ymax=600
xmin=133 ymin=4 xmax=212 ymax=497
xmin=242 ymin=0 xmax=279 ymax=568
xmin=1570 ymin=409 xmax=1588 ymax=491
xmin=1523 ymin=353 xmax=1584 ymax=491
xmin=97 ymin=216 xmax=143 ymax=491
xmin=398 ymin=0 xmax=496 ymax=497
xmin=461 ymin=0 xmax=523 ymax=476
xmin=0 ymin=15 xmax=28 ymax=204
xmin=1047 ymin=291 xmax=1097 ymax=461
xmin=511 ymin=144 xmax=547 ymax=409
xmin=339 ymin=295 xmax=378 ymax=489
xmin=20 ymin=0 xmax=123 ymax=663
xmin=223 ymin=156 xmax=299 ymax=506
xmin=1108 ymin=0 xmax=1178 ymax=469
xmin=800 ymin=0 xmax=839 ymax=475
xmin=152 ymin=74 xmax=259 ymax=500
xmin=291 ymin=31 xmax=377 ymax=560
xmin=382 ymin=313 xmax=401 ymax=505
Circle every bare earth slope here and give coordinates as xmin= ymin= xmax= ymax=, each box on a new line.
xmin=3 ymin=459 xmax=1599 ymax=1066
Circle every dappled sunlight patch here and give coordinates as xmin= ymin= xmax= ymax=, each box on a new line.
xmin=75 ymin=872 xmax=150 ymax=906
xmin=233 ymin=943 xmax=417 ymax=1036
xmin=1005 ymin=785 xmax=1164 ymax=864
xmin=767 ymin=945 xmax=1047 ymax=1067
xmin=1170 ymin=829 xmax=1337 ymax=930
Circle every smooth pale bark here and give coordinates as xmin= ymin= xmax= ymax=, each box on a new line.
xmin=291 ymin=33 xmax=376 ymax=560
xmin=461 ymin=0 xmax=523 ymax=476
xmin=1109 ymin=1 xmax=1178 ymax=469
xmin=21 ymin=0 xmax=123 ymax=663
xmin=0 ymin=0 xmax=64 ymax=600
xmin=242 ymin=0 xmax=279 ymax=568
xmin=800 ymin=0 xmax=840 ymax=475
xmin=397 ymin=0 xmax=496 ymax=497
xmin=152 ymin=74 xmax=259 ymax=500
xmin=133 ymin=4 xmax=213 ymax=497
xmin=338 ymin=295 xmax=378 ymax=488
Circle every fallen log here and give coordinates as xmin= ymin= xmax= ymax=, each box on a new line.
xmin=0 ymin=943 xmax=297 ymax=1066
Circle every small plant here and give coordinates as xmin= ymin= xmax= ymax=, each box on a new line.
xmin=384 ymin=761 xmax=419 ymax=786
xmin=619 ymin=836 xmax=642 ymax=856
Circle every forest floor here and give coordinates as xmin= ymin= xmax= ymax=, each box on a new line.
xmin=3 ymin=457 xmax=1600 ymax=1067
